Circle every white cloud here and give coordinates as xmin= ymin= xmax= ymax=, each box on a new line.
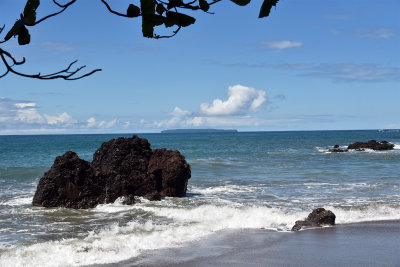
xmin=86 ymin=117 xmax=119 ymax=128
xmin=155 ymin=107 xmax=192 ymax=128
xmin=0 ymin=98 xmax=125 ymax=134
xmin=106 ymin=118 xmax=118 ymax=128
xmin=263 ymin=41 xmax=302 ymax=50
xmin=279 ymin=63 xmax=400 ymax=82
xmin=356 ymin=27 xmax=394 ymax=39
xmin=44 ymin=112 xmax=75 ymax=125
xmin=41 ymin=42 xmax=74 ymax=52
xmin=87 ymin=117 xmax=97 ymax=127
xmin=153 ymin=85 xmax=271 ymax=129
xmin=200 ymin=85 xmax=266 ymax=116
xmin=15 ymin=107 xmax=44 ymax=123
xmin=172 ymin=107 xmax=191 ymax=117
xmin=14 ymin=102 xmax=36 ymax=108
xmin=154 ymin=113 xmax=304 ymax=129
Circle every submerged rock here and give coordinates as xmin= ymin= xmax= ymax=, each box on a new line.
xmin=347 ymin=140 xmax=394 ymax=151
xmin=329 ymin=144 xmax=348 ymax=153
xmin=32 ymin=135 xmax=191 ymax=209
xmin=291 ymin=208 xmax=336 ymax=231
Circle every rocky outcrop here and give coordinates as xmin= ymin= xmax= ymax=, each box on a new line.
xmin=347 ymin=140 xmax=394 ymax=151
xmin=32 ymin=135 xmax=191 ymax=209
xmin=32 ymin=151 xmax=104 ymax=209
xmin=329 ymin=140 xmax=394 ymax=153
xmin=292 ymin=208 xmax=336 ymax=231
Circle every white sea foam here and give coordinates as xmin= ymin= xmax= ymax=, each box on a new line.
xmin=1 ymin=199 xmax=399 ymax=267
xmin=315 ymin=147 xmax=329 ymax=153
xmin=0 ymin=195 xmax=33 ymax=206
xmin=329 ymin=205 xmax=400 ymax=224
xmin=190 ymin=184 xmax=258 ymax=195
xmin=315 ymin=146 xmax=347 ymax=154
xmin=93 ymin=197 xmax=139 ymax=213
xmin=317 ymin=143 xmax=400 ymax=154
xmin=195 ymin=158 xmax=237 ymax=166
xmin=0 ymin=202 xmax=305 ymax=267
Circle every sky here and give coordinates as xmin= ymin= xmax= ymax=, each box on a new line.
xmin=0 ymin=0 xmax=399 ymax=134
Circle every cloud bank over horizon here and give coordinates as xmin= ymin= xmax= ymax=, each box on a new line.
xmin=0 ymin=97 xmax=119 ymax=134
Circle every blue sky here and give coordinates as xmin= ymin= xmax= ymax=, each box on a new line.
xmin=0 ymin=0 xmax=399 ymax=134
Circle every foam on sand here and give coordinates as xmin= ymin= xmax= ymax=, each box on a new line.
xmin=1 ymin=198 xmax=400 ymax=267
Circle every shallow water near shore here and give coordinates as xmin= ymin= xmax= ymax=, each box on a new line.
xmin=0 ymin=130 xmax=399 ymax=266
xmin=119 ymin=220 xmax=400 ymax=267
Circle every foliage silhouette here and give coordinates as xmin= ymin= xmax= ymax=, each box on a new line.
xmin=0 ymin=0 xmax=279 ymax=80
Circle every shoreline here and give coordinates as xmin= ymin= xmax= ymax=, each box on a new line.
xmin=91 ymin=220 xmax=400 ymax=267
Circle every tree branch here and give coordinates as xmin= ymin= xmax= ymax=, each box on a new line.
xmin=31 ymin=0 xmax=77 ymax=26
xmin=100 ymin=0 xmax=132 ymax=17
xmin=0 ymin=0 xmax=230 ymax=81
xmin=154 ymin=25 xmax=182 ymax=39
xmin=0 ymin=48 xmax=101 ymax=80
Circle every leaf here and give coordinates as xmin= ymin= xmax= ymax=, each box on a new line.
xmin=259 ymin=0 xmax=279 ymax=18
xmin=165 ymin=11 xmax=195 ymax=28
xmin=229 ymin=0 xmax=251 ymax=6
xmin=140 ymin=0 xmax=155 ymax=16
xmin=156 ymin=3 xmax=164 ymax=15
xmin=148 ymin=14 xmax=165 ymax=26
xmin=127 ymin=4 xmax=140 ymax=17
xmin=4 ymin=25 xmax=18 ymax=41
xmin=17 ymin=25 xmax=30 ymax=45
xmin=167 ymin=0 xmax=184 ymax=9
xmin=4 ymin=20 xmax=24 ymax=41
xmin=199 ymin=0 xmax=210 ymax=12
xmin=23 ymin=0 xmax=40 ymax=25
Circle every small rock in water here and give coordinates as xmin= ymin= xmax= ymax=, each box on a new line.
xmin=329 ymin=144 xmax=348 ymax=153
xmin=329 ymin=140 xmax=394 ymax=152
xmin=291 ymin=208 xmax=336 ymax=231
xmin=347 ymin=140 xmax=394 ymax=151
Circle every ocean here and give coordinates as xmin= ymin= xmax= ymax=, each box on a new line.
xmin=0 ymin=130 xmax=399 ymax=266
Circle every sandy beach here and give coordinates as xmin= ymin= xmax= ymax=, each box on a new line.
xmin=94 ymin=220 xmax=400 ymax=267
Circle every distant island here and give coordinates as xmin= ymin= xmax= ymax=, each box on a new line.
xmin=161 ymin=129 xmax=238 ymax=134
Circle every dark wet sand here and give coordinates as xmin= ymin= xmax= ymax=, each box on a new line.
xmin=95 ymin=220 xmax=400 ymax=267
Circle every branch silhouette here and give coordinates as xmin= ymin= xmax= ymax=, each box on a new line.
xmin=0 ymin=0 xmax=278 ymax=81
xmin=0 ymin=48 xmax=101 ymax=80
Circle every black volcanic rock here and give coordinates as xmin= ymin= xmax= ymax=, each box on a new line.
xmin=329 ymin=144 xmax=348 ymax=153
xmin=347 ymin=140 xmax=394 ymax=151
xmin=291 ymin=208 xmax=336 ymax=231
xmin=91 ymin=136 xmax=155 ymax=204
xmin=32 ymin=135 xmax=191 ymax=209
xmin=329 ymin=145 xmax=348 ymax=153
xmin=32 ymin=151 xmax=104 ymax=209
xmin=148 ymin=148 xmax=191 ymax=197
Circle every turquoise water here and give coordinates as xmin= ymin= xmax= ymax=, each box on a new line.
xmin=0 ymin=130 xmax=399 ymax=266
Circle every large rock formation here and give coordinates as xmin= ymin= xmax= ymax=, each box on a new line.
xmin=347 ymin=140 xmax=394 ymax=151
xmin=292 ymin=208 xmax=336 ymax=231
xmin=32 ymin=135 xmax=191 ymax=209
